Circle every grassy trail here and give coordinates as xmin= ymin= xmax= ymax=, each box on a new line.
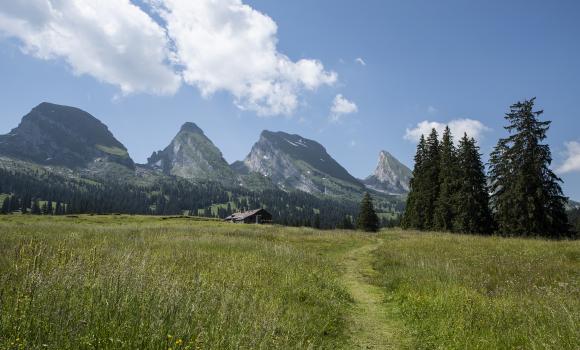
xmin=342 ymin=238 xmax=409 ymax=349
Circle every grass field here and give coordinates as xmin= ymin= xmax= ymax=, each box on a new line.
xmin=0 ymin=216 xmax=578 ymax=349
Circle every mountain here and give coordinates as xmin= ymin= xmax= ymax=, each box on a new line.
xmin=147 ymin=122 xmax=235 ymax=183
xmin=363 ymin=151 xmax=412 ymax=195
xmin=0 ymin=102 xmax=134 ymax=169
xmin=0 ymin=102 xmax=406 ymax=227
xmin=234 ymin=130 xmax=364 ymax=197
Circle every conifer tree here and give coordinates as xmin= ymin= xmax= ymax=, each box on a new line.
xmin=434 ymin=126 xmax=458 ymax=231
xmin=20 ymin=196 xmax=29 ymax=214
xmin=55 ymin=202 xmax=63 ymax=215
xmin=357 ymin=192 xmax=379 ymax=232
xmin=31 ymin=200 xmax=41 ymax=215
xmin=453 ymin=134 xmax=493 ymax=234
xmin=422 ymin=128 xmax=441 ymax=229
xmin=340 ymin=215 xmax=354 ymax=230
xmin=41 ymin=202 xmax=48 ymax=215
xmin=10 ymin=196 xmax=20 ymax=212
xmin=1 ymin=196 xmax=9 ymax=214
xmin=313 ymin=214 xmax=321 ymax=229
xmin=402 ymin=135 xmax=427 ymax=229
xmin=489 ymin=98 xmax=569 ymax=236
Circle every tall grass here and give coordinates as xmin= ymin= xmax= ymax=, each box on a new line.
xmin=0 ymin=215 xmax=363 ymax=349
xmin=373 ymin=231 xmax=580 ymax=349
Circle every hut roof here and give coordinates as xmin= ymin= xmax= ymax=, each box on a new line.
xmin=225 ymin=208 xmax=269 ymax=221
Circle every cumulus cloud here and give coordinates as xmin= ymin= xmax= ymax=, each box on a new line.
xmin=330 ymin=94 xmax=358 ymax=122
xmin=0 ymin=0 xmax=337 ymax=115
xmin=557 ymin=141 xmax=580 ymax=174
xmin=0 ymin=0 xmax=181 ymax=95
xmin=355 ymin=57 xmax=366 ymax=66
xmin=404 ymin=119 xmax=490 ymax=142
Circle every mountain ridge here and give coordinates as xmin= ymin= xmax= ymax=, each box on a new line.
xmin=0 ymin=102 xmax=134 ymax=169
xmin=234 ymin=130 xmax=365 ymax=198
xmin=0 ymin=102 xmax=409 ymax=201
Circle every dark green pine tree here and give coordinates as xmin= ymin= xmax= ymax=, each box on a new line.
xmin=1 ymin=196 xmax=9 ymax=214
xmin=434 ymin=126 xmax=458 ymax=231
xmin=453 ymin=134 xmax=493 ymax=234
xmin=313 ymin=214 xmax=321 ymax=229
xmin=489 ymin=98 xmax=569 ymax=237
xmin=402 ymin=135 xmax=427 ymax=229
xmin=31 ymin=200 xmax=41 ymax=215
xmin=10 ymin=196 xmax=20 ymax=212
xmin=340 ymin=215 xmax=355 ymax=230
xmin=55 ymin=202 xmax=63 ymax=215
xmin=41 ymin=202 xmax=49 ymax=215
xmin=20 ymin=196 xmax=29 ymax=214
xmin=357 ymin=192 xmax=380 ymax=232
xmin=422 ymin=128 xmax=441 ymax=230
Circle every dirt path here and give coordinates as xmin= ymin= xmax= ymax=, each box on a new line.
xmin=342 ymin=239 xmax=409 ymax=349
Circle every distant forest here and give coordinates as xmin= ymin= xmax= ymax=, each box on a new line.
xmin=0 ymin=166 xmax=403 ymax=230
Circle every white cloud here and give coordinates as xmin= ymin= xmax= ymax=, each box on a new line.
xmin=0 ymin=0 xmax=181 ymax=95
xmin=404 ymin=119 xmax=490 ymax=142
xmin=355 ymin=57 xmax=366 ymax=66
xmin=0 ymin=0 xmax=337 ymax=115
xmin=557 ymin=141 xmax=580 ymax=174
xmin=330 ymin=94 xmax=358 ymax=122
xmin=149 ymin=0 xmax=336 ymax=116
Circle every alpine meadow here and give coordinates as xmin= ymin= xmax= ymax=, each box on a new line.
xmin=0 ymin=1 xmax=579 ymax=349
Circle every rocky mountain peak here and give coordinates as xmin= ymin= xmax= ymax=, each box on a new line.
xmin=147 ymin=122 xmax=234 ymax=183
xmin=363 ymin=150 xmax=411 ymax=195
xmin=179 ymin=122 xmax=204 ymax=134
xmin=236 ymin=130 xmax=363 ymax=197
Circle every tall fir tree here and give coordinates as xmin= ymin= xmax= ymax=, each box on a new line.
xmin=434 ymin=126 xmax=458 ymax=231
xmin=402 ymin=135 xmax=427 ymax=229
xmin=489 ymin=98 xmax=569 ymax=236
xmin=1 ymin=196 xmax=9 ymax=214
xmin=357 ymin=192 xmax=380 ymax=232
xmin=422 ymin=128 xmax=441 ymax=230
xmin=313 ymin=214 xmax=321 ymax=229
xmin=31 ymin=200 xmax=41 ymax=215
xmin=453 ymin=134 xmax=493 ymax=234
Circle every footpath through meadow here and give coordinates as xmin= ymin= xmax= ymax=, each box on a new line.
xmin=341 ymin=238 xmax=409 ymax=349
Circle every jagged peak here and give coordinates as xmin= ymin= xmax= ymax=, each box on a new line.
xmin=379 ymin=150 xmax=393 ymax=158
xmin=179 ymin=122 xmax=204 ymax=134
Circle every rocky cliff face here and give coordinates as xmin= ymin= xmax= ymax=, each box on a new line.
xmin=0 ymin=102 xmax=134 ymax=169
xmin=147 ymin=122 xmax=235 ymax=183
xmin=363 ymin=151 xmax=411 ymax=195
xmin=235 ymin=130 xmax=363 ymax=197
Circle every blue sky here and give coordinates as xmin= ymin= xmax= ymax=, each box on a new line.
xmin=0 ymin=0 xmax=579 ymax=199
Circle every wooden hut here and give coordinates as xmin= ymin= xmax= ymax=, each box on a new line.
xmin=224 ymin=208 xmax=272 ymax=224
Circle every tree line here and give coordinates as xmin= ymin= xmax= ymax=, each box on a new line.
xmin=402 ymin=98 xmax=571 ymax=237
xmin=0 ymin=165 xmax=374 ymax=229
